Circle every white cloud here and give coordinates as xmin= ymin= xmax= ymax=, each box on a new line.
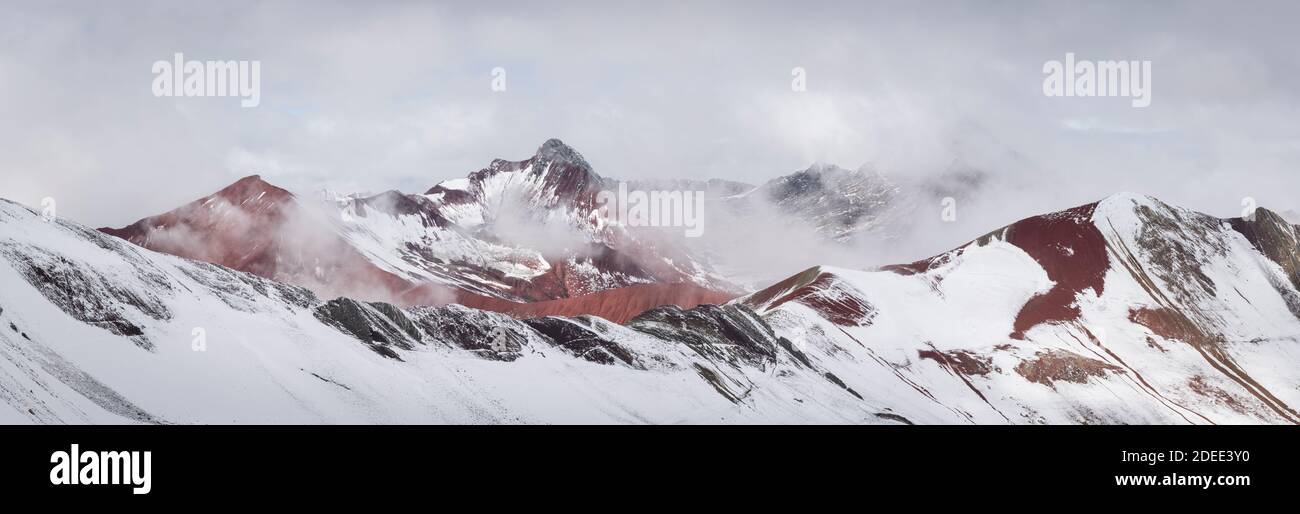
xmin=1 ymin=0 xmax=1297 ymax=252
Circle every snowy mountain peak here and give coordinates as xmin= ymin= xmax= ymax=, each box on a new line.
xmin=768 ymin=162 xmax=894 ymax=198
xmin=741 ymin=161 xmax=901 ymax=243
xmin=426 ymin=139 xmax=603 ymax=200
xmin=1094 ymin=191 xmax=1162 ymax=213
xmin=535 ymin=138 xmax=591 ymax=170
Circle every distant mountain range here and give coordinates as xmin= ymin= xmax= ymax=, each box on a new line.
xmin=3 ymin=140 xmax=1299 ymax=423
xmin=98 ymin=139 xmax=938 ymax=321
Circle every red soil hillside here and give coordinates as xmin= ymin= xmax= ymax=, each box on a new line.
xmin=98 ymin=175 xmax=416 ymax=302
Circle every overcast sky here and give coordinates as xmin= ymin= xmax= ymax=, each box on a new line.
xmin=2 ymin=0 xmax=1298 ymax=232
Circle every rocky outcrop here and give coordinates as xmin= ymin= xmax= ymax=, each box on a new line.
xmin=628 ymin=304 xmax=780 ymax=369
xmin=451 ymin=282 xmax=736 ymax=324
xmin=314 ymin=299 xmax=422 ymax=359
xmin=0 ymin=239 xmax=171 ymax=350
xmin=1230 ymin=208 xmax=1300 ymax=291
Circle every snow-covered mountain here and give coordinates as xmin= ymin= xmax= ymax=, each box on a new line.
xmin=742 ymin=193 xmax=1300 ymax=423
xmin=99 ymin=140 xmax=953 ymax=319
xmin=0 ymin=198 xmax=877 ymax=423
xmin=101 ymin=140 xmax=736 ymax=321
xmin=718 ymin=162 xmax=990 ymax=245
xmin=691 ymin=161 xmax=985 ymax=287
xmin=7 ymin=190 xmax=1300 ymax=424
xmin=731 ymin=163 xmax=903 ymax=242
xmin=393 ymin=139 xmax=732 ymax=300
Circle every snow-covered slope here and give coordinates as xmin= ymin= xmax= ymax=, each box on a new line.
xmin=8 ymin=191 xmax=1300 ymax=424
xmin=0 ymin=199 xmax=871 ymax=424
xmin=742 ymin=193 xmax=1300 ymax=424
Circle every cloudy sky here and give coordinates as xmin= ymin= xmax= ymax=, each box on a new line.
xmin=2 ymin=0 xmax=1298 ymax=236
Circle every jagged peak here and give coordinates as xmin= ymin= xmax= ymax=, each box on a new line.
xmin=762 ymin=162 xmax=893 ymax=202
xmin=521 ymin=139 xmax=601 ymax=196
xmin=531 ymin=138 xmax=599 ymax=184
xmin=535 ymin=138 xmax=588 ymax=167
xmin=1230 ymin=206 xmax=1298 ymax=244
xmin=425 ymin=139 xmax=601 ymax=196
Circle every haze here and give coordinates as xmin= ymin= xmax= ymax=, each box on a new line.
xmin=2 ymin=0 xmax=1297 ymax=264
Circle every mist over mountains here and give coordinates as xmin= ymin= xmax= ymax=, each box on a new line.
xmin=4 ymin=137 xmax=1300 ymax=424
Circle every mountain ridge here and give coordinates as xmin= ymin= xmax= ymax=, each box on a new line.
xmin=8 ymin=188 xmax=1300 ymax=423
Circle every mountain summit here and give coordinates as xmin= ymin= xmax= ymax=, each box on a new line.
xmin=535 ymin=138 xmax=592 ymax=170
xmin=101 ymin=140 xmax=733 ymax=318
